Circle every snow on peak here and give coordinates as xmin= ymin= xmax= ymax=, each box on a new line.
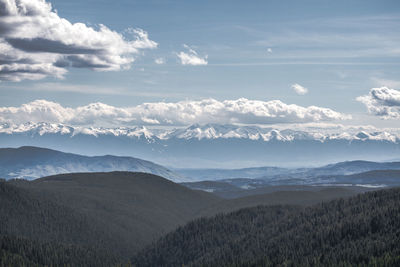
xmin=0 ymin=122 xmax=399 ymax=143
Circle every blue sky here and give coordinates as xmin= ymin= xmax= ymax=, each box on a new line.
xmin=0 ymin=0 xmax=400 ymax=128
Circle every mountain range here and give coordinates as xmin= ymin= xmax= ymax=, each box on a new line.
xmin=178 ymin=160 xmax=400 ymax=181
xmin=2 ymin=146 xmax=400 ymax=193
xmin=1 ymin=122 xmax=400 ymax=168
xmin=0 ymin=146 xmax=185 ymax=182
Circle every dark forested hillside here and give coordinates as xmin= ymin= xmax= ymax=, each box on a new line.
xmin=133 ymin=188 xmax=400 ymax=266
xmin=2 ymin=171 xmax=398 ymax=266
xmin=0 ymin=234 xmax=119 ymax=267
xmin=4 ymin=172 xmax=221 ymax=258
xmin=0 ymin=181 xmax=120 ymax=266
xmin=0 ymin=181 xmax=111 ymax=247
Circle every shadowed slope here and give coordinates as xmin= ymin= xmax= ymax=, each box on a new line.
xmin=10 ymin=172 xmax=220 ymax=257
xmin=133 ymin=188 xmax=400 ymax=266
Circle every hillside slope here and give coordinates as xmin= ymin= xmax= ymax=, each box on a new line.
xmin=9 ymin=172 xmax=220 ymax=257
xmin=2 ymin=171 xmax=387 ymax=264
xmin=0 ymin=181 xmax=120 ymax=266
xmin=133 ymin=188 xmax=400 ymax=266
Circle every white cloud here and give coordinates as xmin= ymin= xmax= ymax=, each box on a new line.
xmin=357 ymin=87 xmax=400 ymax=118
xmin=291 ymin=83 xmax=308 ymax=95
xmin=0 ymin=0 xmax=157 ymax=81
xmin=177 ymin=44 xmax=208 ymax=66
xmin=154 ymin=57 xmax=165 ymax=64
xmin=267 ymin=48 xmax=272 ymax=53
xmin=0 ymin=98 xmax=351 ymax=127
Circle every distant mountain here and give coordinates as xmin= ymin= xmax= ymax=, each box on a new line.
xmin=132 ymin=188 xmax=400 ymax=266
xmin=1 ymin=122 xmax=400 ymax=168
xmin=306 ymin=160 xmax=400 ymax=176
xmin=175 ymin=166 xmax=290 ymax=181
xmin=0 ymin=146 xmax=186 ymax=182
xmin=178 ymin=160 xmax=400 ymax=182
xmin=182 ymin=180 xmax=376 ymax=199
xmin=181 ymin=167 xmax=400 ymax=197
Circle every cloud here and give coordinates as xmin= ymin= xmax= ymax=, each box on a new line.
xmin=0 ymin=98 xmax=351 ymax=127
xmin=154 ymin=57 xmax=165 ymax=64
xmin=357 ymin=87 xmax=400 ymax=118
xmin=177 ymin=44 xmax=208 ymax=66
xmin=0 ymin=0 xmax=157 ymax=82
xmin=267 ymin=48 xmax=272 ymax=53
xmin=291 ymin=83 xmax=308 ymax=95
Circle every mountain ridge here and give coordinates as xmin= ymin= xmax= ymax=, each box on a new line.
xmin=2 ymin=122 xmax=399 ymax=168
xmin=1 ymin=122 xmax=399 ymax=142
xmin=0 ymin=146 xmax=186 ymax=182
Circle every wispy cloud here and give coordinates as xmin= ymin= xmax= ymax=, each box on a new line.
xmin=177 ymin=44 xmax=208 ymax=66
xmin=239 ymin=15 xmax=400 ymax=61
xmin=0 ymin=0 xmax=157 ymax=82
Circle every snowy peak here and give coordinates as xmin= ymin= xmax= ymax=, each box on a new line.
xmin=0 ymin=122 xmax=399 ymax=143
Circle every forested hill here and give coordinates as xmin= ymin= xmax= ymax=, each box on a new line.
xmin=1 ymin=172 xmax=399 ymax=266
xmin=0 ymin=181 xmax=120 ymax=266
xmin=133 ymin=188 xmax=400 ymax=266
xmin=4 ymin=172 xmax=219 ymax=258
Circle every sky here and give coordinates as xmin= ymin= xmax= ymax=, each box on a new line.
xmin=1 ymin=0 xmax=400 ymax=129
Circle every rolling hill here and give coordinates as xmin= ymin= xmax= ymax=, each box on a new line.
xmin=2 ymin=170 xmax=371 ymax=261
xmin=133 ymin=188 xmax=400 ymax=266
xmin=1 ymin=170 xmax=394 ymax=265
xmin=8 ymin=172 xmax=219 ymax=258
xmin=0 ymin=146 xmax=185 ymax=182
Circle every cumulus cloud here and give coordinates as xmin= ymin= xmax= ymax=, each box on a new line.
xmin=0 ymin=98 xmax=351 ymax=127
xmin=291 ymin=83 xmax=308 ymax=95
xmin=177 ymin=44 xmax=208 ymax=66
xmin=357 ymin=87 xmax=400 ymax=118
xmin=0 ymin=0 xmax=157 ymax=81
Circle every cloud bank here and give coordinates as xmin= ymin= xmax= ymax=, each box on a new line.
xmin=291 ymin=83 xmax=308 ymax=95
xmin=0 ymin=0 xmax=157 ymax=81
xmin=0 ymin=98 xmax=350 ymax=127
xmin=357 ymin=87 xmax=400 ymax=118
xmin=177 ymin=44 xmax=208 ymax=65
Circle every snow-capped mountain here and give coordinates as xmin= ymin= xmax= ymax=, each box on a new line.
xmin=1 ymin=122 xmax=399 ymax=142
xmin=1 ymin=122 xmax=400 ymax=168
